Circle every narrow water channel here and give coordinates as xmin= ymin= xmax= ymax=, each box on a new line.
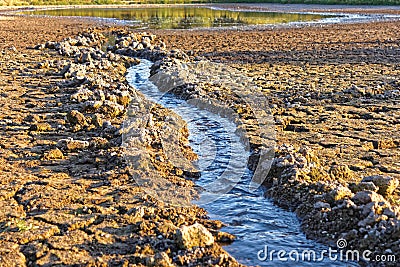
xmin=126 ymin=59 xmax=355 ymax=266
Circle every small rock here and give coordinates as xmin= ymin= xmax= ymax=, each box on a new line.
xmin=175 ymin=223 xmax=214 ymax=249
xmin=215 ymin=231 xmax=236 ymax=243
xmin=372 ymin=138 xmax=396 ymax=149
xmin=314 ymin=201 xmax=331 ymax=209
xmin=90 ymin=137 xmax=109 ymax=149
xmin=67 ymin=110 xmax=87 ymax=127
xmin=91 ymin=113 xmax=103 ymax=128
xmin=324 ymin=186 xmax=354 ymax=204
xmin=361 ymin=175 xmax=399 ymax=196
xmin=70 ymin=88 xmax=93 ymax=102
xmin=76 ymin=52 xmax=92 ymax=64
xmin=329 ymin=164 xmax=354 ymax=180
xmin=30 ymin=123 xmax=52 ymax=132
xmin=57 ymin=138 xmax=89 ymax=151
xmin=42 ymin=148 xmax=64 ymax=160
xmin=153 ymin=252 xmax=174 ymax=267
xmin=24 ymin=114 xmax=40 ymax=123
xmin=101 ymin=100 xmax=125 ymax=117
xmin=117 ymin=91 xmax=131 ymax=106
xmin=349 ymin=182 xmax=378 ymax=193
xmin=352 ymin=190 xmax=386 ymax=205
xmin=82 ymin=100 xmax=103 ymax=111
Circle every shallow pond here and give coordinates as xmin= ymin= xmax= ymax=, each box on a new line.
xmin=25 ymin=6 xmax=331 ymax=29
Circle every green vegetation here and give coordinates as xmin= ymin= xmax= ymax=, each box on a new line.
xmin=1 ymin=0 xmax=400 ymax=6
xmin=213 ymin=0 xmax=400 ymax=5
xmin=27 ymin=7 xmax=328 ymax=28
xmin=0 ymin=0 xmax=122 ymax=5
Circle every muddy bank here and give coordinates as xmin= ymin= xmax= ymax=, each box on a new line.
xmin=0 ymin=17 xmax=241 ymax=266
xmin=0 ymin=14 xmax=399 ymax=266
xmin=155 ymin=19 xmax=400 ymax=266
xmin=149 ymin=48 xmax=399 ymax=266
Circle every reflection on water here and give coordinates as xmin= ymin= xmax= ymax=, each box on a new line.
xmin=25 ymin=7 xmax=329 ymax=29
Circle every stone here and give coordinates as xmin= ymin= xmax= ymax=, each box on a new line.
xmin=361 ymin=175 xmax=399 ymax=196
xmin=42 ymin=148 xmax=64 ymax=160
xmin=67 ymin=110 xmax=87 ymax=127
xmin=153 ymin=252 xmax=174 ymax=267
xmin=117 ymin=91 xmax=131 ymax=106
xmin=314 ymin=201 xmax=331 ymax=209
xmin=30 ymin=122 xmax=52 ymax=132
xmin=76 ymin=52 xmax=92 ymax=64
xmin=372 ymin=138 xmax=396 ymax=149
xmin=352 ymin=190 xmax=386 ymax=205
xmin=82 ymin=100 xmax=103 ymax=111
xmin=24 ymin=114 xmax=40 ymax=123
xmin=101 ymin=100 xmax=125 ymax=117
xmin=324 ymin=186 xmax=354 ymax=204
xmin=91 ymin=113 xmax=103 ymax=128
xmin=89 ymin=137 xmax=109 ymax=149
xmin=215 ymin=231 xmax=236 ymax=243
xmin=175 ymin=223 xmax=214 ymax=249
xmin=57 ymin=138 xmax=89 ymax=151
xmin=70 ymin=88 xmax=93 ymax=102
xmin=329 ymin=164 xmax=354 ymax=180
xmin=349 ymin=182 xmax=378 ymax=193
xmin=0 ymin=241 xmax=26 ymax=267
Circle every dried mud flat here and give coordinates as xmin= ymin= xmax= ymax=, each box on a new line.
xmin=0 ymin=16 xmax=240 ymax=266
xmin=157 ymin=20 xmax=400 ymax=265
xmin=0 ymin=11 xmax=399 ymax=267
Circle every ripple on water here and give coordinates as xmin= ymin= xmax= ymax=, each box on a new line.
xmin=126 ymin=60 xmax=356 ymax=267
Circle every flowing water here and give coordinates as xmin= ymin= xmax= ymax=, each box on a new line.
xmin=126 ymin=59 xmax=356 ymax=266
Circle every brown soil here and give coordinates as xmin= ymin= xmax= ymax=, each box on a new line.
xmin=0 ymin=11 xmax=399 ymax=267
xmin=0 ymin=16 xmax=241 ymax=266
xmin=157 ymin=21 xmax=400 ymax=185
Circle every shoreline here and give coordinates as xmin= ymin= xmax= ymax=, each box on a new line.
xmin=0 ymin=11 xmax=398 ymax=266
xmin=3 ymin=3 xmax=400 ymax=33
xmin=2 ymin=3 xmax=400 ymax=14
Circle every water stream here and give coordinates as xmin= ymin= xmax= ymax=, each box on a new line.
xmin=126 ymin=59 xmax=355 ymax=266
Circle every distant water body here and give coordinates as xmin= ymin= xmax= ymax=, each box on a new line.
xmin=24 ymin=6 xmax=333 ymax=29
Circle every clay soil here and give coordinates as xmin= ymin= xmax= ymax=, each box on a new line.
xmin=157 ymin=20 xmax=400 ymax=187
xmin=0 ymin=9 xmax=399 ymax=267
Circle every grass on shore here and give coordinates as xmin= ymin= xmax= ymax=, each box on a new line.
xmin=1 ymin=0 xmax=400 ymax=6
xmin=213 ymin=0 xmax=400 ymax=5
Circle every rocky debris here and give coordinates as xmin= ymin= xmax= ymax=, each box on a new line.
xmin=361 ymin=175 xmax=399 ymax=196
xmin=100 ymin=100 xmax=125 ymax=117
xmin=29 ymin=122 xmax=52 ymax=132
xmin=146 ymin=43 xmax=400 ymax=264
xmin=349 ymin=181 xmax=379 ymax=193
xmin=42 ymin=148 xmax=64 ymax=160
xmin=329 ymin=164 xmax=354 ymax=181
xmin=66 ymin=110 xmax=88 ymax=128
xmin=324 ymin=186 xmax=354 ymax=204
xmin=264 ymin=145 xmax=400 ymax=262
xmin=4 ymin=17 xmax=400 ymax=266
xmin=57 ymin=138 xmax=89 ymax=151
xmin=175 ymin=223 xmax=215 ymax=249
xmin=89 ymin=137 xmax=109 ymax=149
xmin=70 ymin=87 xmax=93 ymax=102
xmin=214 ymin=231 xmax=236 ymax=243
xmin=15 ymin=28 xmax=241 ymax=266
xmin=352 ymin=190 xmax=387 ymax=205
